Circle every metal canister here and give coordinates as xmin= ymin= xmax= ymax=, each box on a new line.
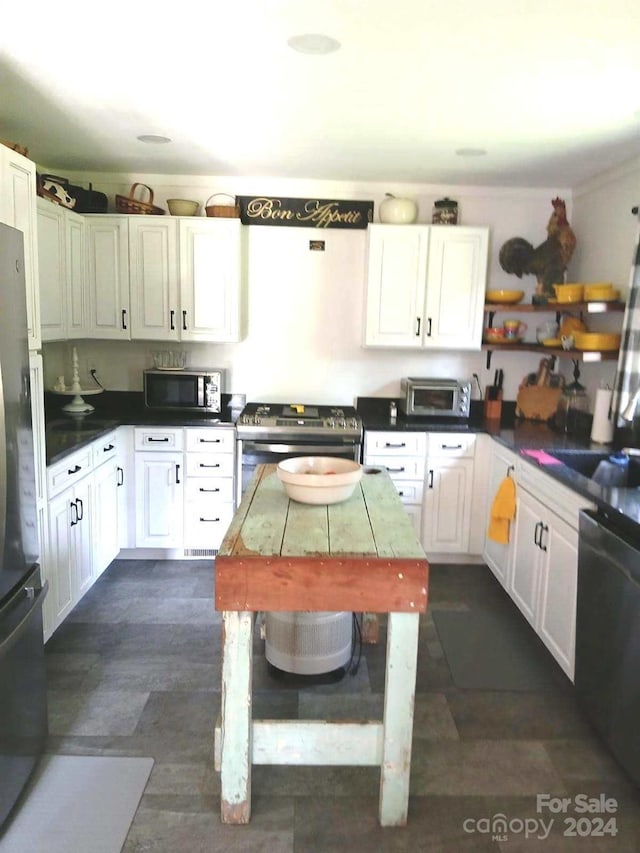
xmin=432 ymin=197 xmax=459 ymax=225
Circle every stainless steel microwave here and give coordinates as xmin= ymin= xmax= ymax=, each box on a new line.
xmin=400 ymin=377 xmax=471 ymax=419
xmin=144 ymin=368 xmax=225 ymax=413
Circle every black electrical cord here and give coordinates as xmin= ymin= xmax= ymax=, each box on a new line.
xmin=89 ymin=369 xmax=104 ymax=389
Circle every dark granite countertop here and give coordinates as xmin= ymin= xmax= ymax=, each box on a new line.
xmin=357 ymin=396 xmax=640 ymax=539
xmin=45 ymin=391 xmax=237 ymax=465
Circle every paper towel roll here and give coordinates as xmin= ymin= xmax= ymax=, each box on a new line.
xmin=591 ymin=388 xmax=615 ymax=444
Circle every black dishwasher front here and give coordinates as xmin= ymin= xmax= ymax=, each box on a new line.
xmin=575 ymin=509 xmax=640 ymax=786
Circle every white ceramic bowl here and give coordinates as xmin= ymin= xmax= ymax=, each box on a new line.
xmin=277 ymin=457 xmax=363 ymax=505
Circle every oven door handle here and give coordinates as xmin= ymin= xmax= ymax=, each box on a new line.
xmin=241 ymin=441 xmax=356 ymax=455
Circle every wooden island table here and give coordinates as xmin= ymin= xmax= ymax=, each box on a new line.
xmin=214 ymin=463 xmax=429 ymax=827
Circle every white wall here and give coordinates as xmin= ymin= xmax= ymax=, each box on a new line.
xmin=44 ymin=169 xmax=633 ymax=407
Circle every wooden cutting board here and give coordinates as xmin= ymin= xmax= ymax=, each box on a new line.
xmin=516 ymin=386 xmax=563 ymax=421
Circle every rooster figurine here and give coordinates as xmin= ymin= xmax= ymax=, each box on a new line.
xmin=499 ymin=198 xmax=576 ymax=299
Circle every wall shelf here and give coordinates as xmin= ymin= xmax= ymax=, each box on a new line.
xmin=482 ymin=301 xmax=624 ymax=368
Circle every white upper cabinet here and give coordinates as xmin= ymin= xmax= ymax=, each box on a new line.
xmin=424 ymin=226 xmax=489 ymax=349
xmin=38 ymin=199 xmax=86 ymax=341
xmin=128 ymin=217 xmax=179 ymax=340
xmin=363 ymin=223 xmax=489 ymax=350
xmin=85 ymin=216 xmax=131 ymax=339
xmin=0 ymin=146 xmax=41 ymax=350
xmin=179 ymin=218 xmax=244 ymax=342
xmin=364 ymin=225 xmax=429 ymax=348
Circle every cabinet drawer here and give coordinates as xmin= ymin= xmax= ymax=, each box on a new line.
xmin=364 ymin=431 xmax=427 ymax=456
xmin=427 ymin=433 xmax=476 ymax=458
xmin=135 ymin=427 xmax=184 ymax=451
xmin=92 ymin=430 xmax=118 ymax=468
xmin=185 ymin=477 xmax=235 ymax=504
xmin=184 ymin=503 xmax=234 ymax=549
xmin=185 ymin=453 xmax=235 ymax=478
xmin=364 ymin=454 xmax=425 ymax=480
xmin=185 ymin=427 xmax=235 ymax=454
xmin=392 ymin=479 xmax=424 ymax=505
xmin=47 ymin=446 xmax=93 ymax=498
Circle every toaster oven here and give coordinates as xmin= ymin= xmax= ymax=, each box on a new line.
xmin=400 ymin=377 xmax=471 ymax=419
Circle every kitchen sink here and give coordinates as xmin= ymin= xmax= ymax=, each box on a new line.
xmin=546 ymin=449 xmax=640 ymax=488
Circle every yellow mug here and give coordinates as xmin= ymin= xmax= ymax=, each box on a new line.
xmin=503 ymin=320 xmax=527 ymax=339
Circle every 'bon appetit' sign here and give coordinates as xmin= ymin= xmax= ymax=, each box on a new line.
xmin=236 ymin=196 xmax=373 ymax=229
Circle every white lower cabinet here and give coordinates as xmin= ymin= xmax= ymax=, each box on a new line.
xmin=422 ymin=433 xmax=476 ymax=554
xmin=92 ymin=432 xmax=120 ymax=578
xmin=488 ymin=443 xmax=596 ymax=682
xmin=363 ymin=431 xmax=426 ymax=539
xmin=482 ymin=440 xmax=519 ymax=585
xmin=184 ymin=427 xmax=236 ymax=551
xmin=47 ymin=464 xmax=94 ymax=629
xmin=135 ymin=450 xmax=184 ymax=548
xmin=133 ymin=426 xmax=236 ymax=553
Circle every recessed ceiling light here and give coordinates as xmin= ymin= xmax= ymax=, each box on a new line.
xmin=287 ymin=33 xmax=341 ymax=55
xmin=136 ymin=134 xmax=172 ymax=144
xmin=455 ymin=147 xmax=487 ymax=157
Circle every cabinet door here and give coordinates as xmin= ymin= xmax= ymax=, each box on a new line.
xmin=179 ymin=219 xmax=243 ymax=342
xmin=129 ymin=218 xmax=179 ymax=340
xmin=116 ymin=426 xmax=135 ymax=550
xmin=47 ymin=491 xmax=75 ymax=627
xmin=93 ymin=458 xmax=120 ymax=579
xmin=73 ymin=477 xmax=94 ymax=599
xmin=37 ymin=200 xmax=67 ymax=341
xmin=483 ymin=443 xmax=518 ymax=586
xmin=537 ymin=515 xmax=578 ymax=680
xmin=135 ymin=452 xmax=184 ymax=547
xmin=0 ymin=147 xmax=41 ymax=350
xmin=66 ymin=210 xmax=87 ymax=338
xmin=86 ymin=216 xmax=131 ymax=339
xmin=424 ymin=226 xmax=488 ymax=350
xmin=422 ymin=457 xmax=474 ymax=553
xmin=509 ymin=489 xmax=543 ymax=627
xmin=363 ymin=224 xmax=429 ymax=347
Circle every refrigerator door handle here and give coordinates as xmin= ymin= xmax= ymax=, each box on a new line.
xmin=0 ymin=580 xmax=48 ymax=657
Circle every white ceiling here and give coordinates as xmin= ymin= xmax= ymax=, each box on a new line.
xmin=2 ymin=0 xmax=639 ymax=187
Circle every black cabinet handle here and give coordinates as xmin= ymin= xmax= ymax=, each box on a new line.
xmin=182 ymin=310 xmax=187 ymax=331
xmin=199 ymin=437 xmax=221 ymax=444
xmin=104 ymin=444 xmax=114 ymax=452
xmin=386 ymin=465 xmax=405 ymax=473
xmin=199 ymin=517 xmax=220 ymax=523
xmin=427 ymin=317 xmax=433 ymax=337
xmin=199 ymin=462 xmax=221 ymax=469
xmin=534 ymin=521 xmax=542 ymax=548
xmin=175 ymin=464 xmax=181 ymax=484
xmin=76 ymin=498 xmax=83 ymax=521
xmin=68 ymin=464 xmax=81 ymax=475
xmin=117 ymin=466 xmax=124 ymax=487
xmin=415 ymin=317 xmax=421 ymax=337
xmin=540 ymin=523 xmax=548 ymax=552
xmin=70 ymin=501 xmax=78 ymax=527
xmin=148 ymin=437 xmax=169 ymax=443
xmin=440 ymin=444 xmax=463 ymax=451
xmin=428 ymin=470 xmax=434 ymax=489
xmin=121 ymin=309 xmax=127 ymax=330
xmin=170 ymin=310 xmax=175 ymax=331
xmin=384 ymin=442 xmax=406 ymax=448
xmin=199 ymin=487 xmax=220 ymax=493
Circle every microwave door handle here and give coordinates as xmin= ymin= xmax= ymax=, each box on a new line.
xmin=197 ymin=376 xmax=205 ymax=406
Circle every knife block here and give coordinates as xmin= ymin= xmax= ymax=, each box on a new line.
xmin=484 ymin=388 xmax=503 ymax=422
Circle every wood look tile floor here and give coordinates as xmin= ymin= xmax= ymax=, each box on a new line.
xmin=44 ymin=561 xmax=640 ymax=852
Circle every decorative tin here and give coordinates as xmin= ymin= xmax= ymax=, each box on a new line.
xmin=432 ymin=197 xmax=459 ymax=225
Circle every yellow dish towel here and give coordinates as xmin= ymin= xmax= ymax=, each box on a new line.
xmin=487 ymin=475 xmax=516 ymax=544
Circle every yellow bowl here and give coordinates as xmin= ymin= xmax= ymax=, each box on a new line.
xmin=583 ymin=283 xmax=618 ymax=301
xmin=485 ymin=289 xmax=524 ymax=304
xmin=572 ymin=332 xmax=621 ymax=351
xmin=553 ymin=283 xmax=584 ymax=303
xmin=542 ymin=338 xmax=562 ymax=347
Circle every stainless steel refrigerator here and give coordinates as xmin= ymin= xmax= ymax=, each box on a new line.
xmin=0 ymin=222 xmax=48 ymax=831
